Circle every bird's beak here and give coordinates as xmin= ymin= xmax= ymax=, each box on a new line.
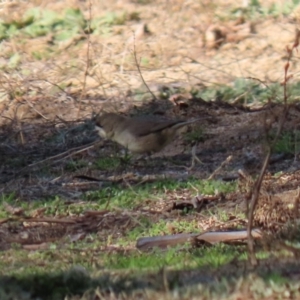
xmin=95 ymin=125 xmax=107 ymax=139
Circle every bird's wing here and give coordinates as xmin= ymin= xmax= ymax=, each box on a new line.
xmin=137 ymin=118 xmax=202 ymax=136
xmin=132 ymin=120 xmax=183 ymax=136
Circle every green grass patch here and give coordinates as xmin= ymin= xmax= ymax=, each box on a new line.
xmin=1 ymin=265 xmax=299 ymax=300
xmin=124 ymin=219 xmax=199 ymax=244
xmin=185 ymin=129 xmax=205 ymax=143
xmin=218 ymin=0 xmax=300 ymax=21
xmin=104 ymin=244 xmax=244 ymax=270
xmin=0 ymin=178 xmax=236 ymax=217
xmin=0 ymin=242 xmax=288 ymax=300
xmin=133 ymin=78 xmax=300 ymax=104
xmin=273 ymin=131 xmax=300 ymax=156
xmin=0 ymin=243 xmax=245 ymax=277
xmin=65 ymin=159 xmax=89 ymax=171
xmin=0 ymin=7 xmax=137 ymax=44
xmin=84 ymin=178 xmax=236 ymax=210
xmin=94 ymin=156 xmax=121 ymax=171
xmin=192 ymin=79 xmax=300 ymax=105
xmin=0 ymin=8 xmax=86 ymax=41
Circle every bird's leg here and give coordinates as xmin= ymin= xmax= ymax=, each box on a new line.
xmin=119 ymin=148 xmax=132 ymax=166
xmin=132 ymin=152 xmax=152 ymax=166
xmin=188 ymin=145 xmax=202 ymax=170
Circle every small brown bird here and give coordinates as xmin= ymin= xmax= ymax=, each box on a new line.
xmin=95 ymin=113 xmax=200 ymax=154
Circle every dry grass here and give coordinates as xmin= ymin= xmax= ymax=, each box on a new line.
xmin=1 ymin=0 xmax=300 ymax=298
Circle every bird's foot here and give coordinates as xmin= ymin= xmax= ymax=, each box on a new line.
xmin=187 ymin=145 xmax=203 ymax=170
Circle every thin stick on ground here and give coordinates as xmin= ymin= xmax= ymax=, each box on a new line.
xmin=1 ymin=141 xmax=99 ymax=184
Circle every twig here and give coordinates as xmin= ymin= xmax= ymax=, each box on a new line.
xmin=23 ymin=217 xmax=76 ymax=224
xmin=24 ymin=98 xmax=49 ymax=120
xmin=29 ymin=79 xmax=74 ymax=101
xmin=77 ymin=0 xmax=92 ymax=118
xmin=207 ymin=155 xmax=232 ymax=180
xmin=53 ymin=144 xmax=96 ymax=163
xmin=132 ymin=33 xmax=157 ymax=100
xmin=246 ymin=29 xmax=300 ymax=266
xmin=231 ymin=91 xmax=248 ymax=105
xmin=28 ymin=142 xmax=97 ymax=168
xmin=2 ymin=142 xmax=97 ymax=184
xmin=246 ymin=148 xmax=271 ymax=266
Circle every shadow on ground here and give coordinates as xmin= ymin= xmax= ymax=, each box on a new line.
xmin=1 ymin=258 xmax=300 ymax=299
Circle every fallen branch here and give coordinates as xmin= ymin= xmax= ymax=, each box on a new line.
xmin=136 ymin=228 xmax=262 ymax=251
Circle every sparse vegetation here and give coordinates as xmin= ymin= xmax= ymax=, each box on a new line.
xmin=1 ymin=0 xmax=300 ymax=299
xmin=94 ymin=156 xmax=121 ymax=170
xmin=273 ymin=132 xmax=297 ymax=155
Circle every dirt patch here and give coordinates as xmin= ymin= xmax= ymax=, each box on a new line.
xmin=0 ymin=0 xmax=299 ymax=99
